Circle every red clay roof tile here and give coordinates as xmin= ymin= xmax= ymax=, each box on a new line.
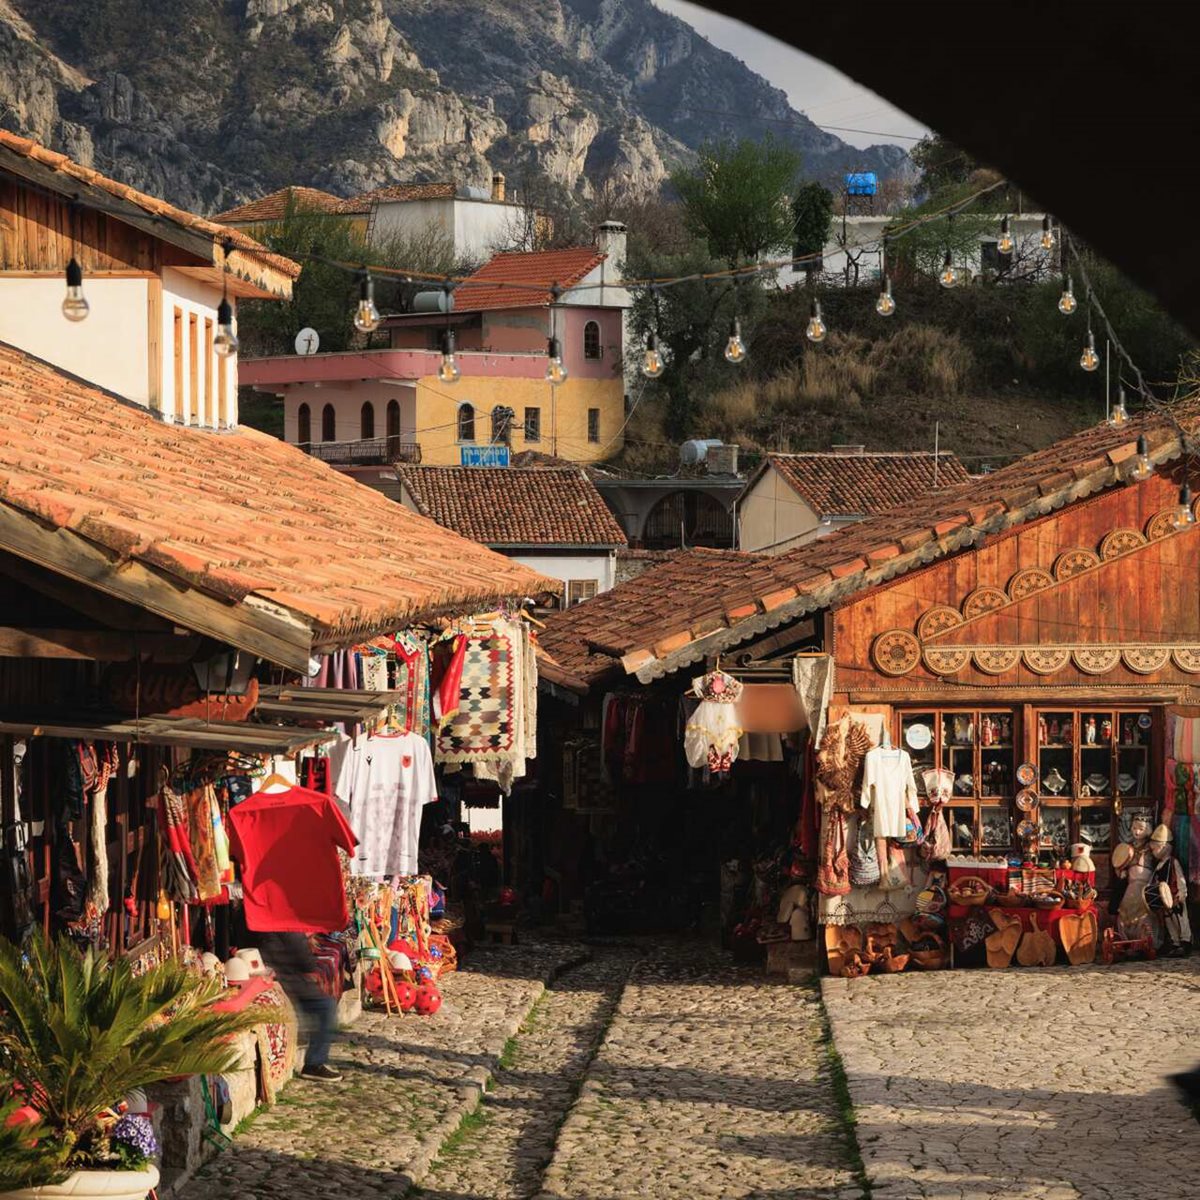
xmin=452 ymin=248 xmax=606 ymax=312
xmin=395 ymin=465 xmax=626 ymax=547
xmin=0 ymin=342 xmax=556 ymax=640
xmin=213 ymin=186 xmax=363 ymax=224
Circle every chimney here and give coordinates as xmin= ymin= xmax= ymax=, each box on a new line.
xmin=595 ymin=220 xmax=627 ymax=282
xmin=706 ymin=443 xmax=740 ymax=477
xmin=831 ymin=444 xmax=866 ymax=456
xmin=491 ymin=172 xmax=506 ymax=202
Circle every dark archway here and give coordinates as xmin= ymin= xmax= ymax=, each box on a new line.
xmin=642 ymin=490 xmax=734 ymax=550
xmin=297 ymin=402 xmax=311 ymax=449
xmin=321 ymin=403 xmax=336 ymax=442
xmin=360 ymin=401 xmax=375 ymax=440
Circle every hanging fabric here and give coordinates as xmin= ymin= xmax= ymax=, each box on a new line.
xmin=791 ymin=655 xmax=834 ymax=746
xmin=683 ymin=668 xmax=744 ymax=774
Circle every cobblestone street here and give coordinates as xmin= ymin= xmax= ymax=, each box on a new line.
xmin=823 ymin=957 xmax=1200 ymax=1200
xmin=171 ymin=947 xmax=1200 ymax=1200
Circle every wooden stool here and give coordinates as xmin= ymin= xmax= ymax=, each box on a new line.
xmin=485 ymin=921 xmax=517 ymax=945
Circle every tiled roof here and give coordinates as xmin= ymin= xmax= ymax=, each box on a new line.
xmin=395 ymin=466 xmax=627 ymax=547
xmin=452 ymin=248 xmax=606 ymax=312
xmin=757 ymin=451 xmax=972 ymax=517
xmin=347 ymin=182 xmax=459 ymax=205
xmin=0 ymin=342 xmax=557 ymax=648
xmin=0 ymin=131 xmax=300 ymax=279
xmin=213 ymin=186 xmax=366 ymax=224
xmin=541 ymin=409 xmax=1195 ymax=686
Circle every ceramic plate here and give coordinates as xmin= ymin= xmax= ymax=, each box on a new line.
xmin=905 ymin=722 xmax=932 ymax=750
xmin=1016 ymin=787 xmax=1038 ymax=812
xmin=1017 ymin=819 xmax=1039 ymax=840
xmin=1016 ymin=762 xmax=1036 ymax=787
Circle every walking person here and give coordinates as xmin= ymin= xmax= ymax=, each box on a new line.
xmin=257 ymin=931 xmax=342 ymax=1083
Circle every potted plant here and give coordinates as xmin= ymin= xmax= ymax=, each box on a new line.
xmin=1 ymin=933 xmax=270 ymax=1198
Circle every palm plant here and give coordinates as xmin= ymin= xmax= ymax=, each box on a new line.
xmin=0 ymin=933 xmax=273 ymax=1184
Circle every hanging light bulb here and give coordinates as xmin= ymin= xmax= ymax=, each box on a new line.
xmin=875 ymin=276 xmax=896 ymax=317
xmin=1040 ymin=216 xmax=1055 ymax=251
xmin=1079 ymin=329 xmax=1099 ymax=372
xmin=61 ymin=257 xmax=89 ymax=322
xmin=1174 ymin=481 xmax=1196 ymax=528
xmin=641 ymin=331 xmax=665 ymax=378
xmin=545 ymin=336 xmax=568 ymax=383
xmin=1130 ymin=433 xmax=1153 ymax=482
xmin=437 ymin=329 xmax=460 ymax=383
xmin=354 ymin=273 xmax=381 ymax=333
xmin=1108 ymin=387 xmax=1129 ymax=426
xmin=1058 ymin=274 xmax=1077 ymax=315
xmin=938 ymin=250 xmax=958 ymax=289
xmin=997 ymin=215 xmax=1014 ymax=256
xmin=806 ymin=300 xmax=827 ymax=343
xmin=724 ymin=318 xmax=747 ymax=364
xmin=213 ymin=297 xmax=238 ymax=358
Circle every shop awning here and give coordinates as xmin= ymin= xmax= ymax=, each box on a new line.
xmin=254 ymin=685 xmax=397 ymax=726
xmin=0 ymin=712 xmax=335 ymax=753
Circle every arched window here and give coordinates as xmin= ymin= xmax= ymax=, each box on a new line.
xmin=297 ymin=402 xmax=311 ymax=450
xmin=386 ymin=399 xmax=401 ymax=458
xmin=360 ymin=401 xmax=375 ymax=440
xmin=583 ymin=319 xmax=601 ymax=359
xmin=457 ymin=402 xmax=475 ymax=443
xmin=642 ymin=491 xmax=734 ymax=550
xmin=491 ymin=406 xmax=513 ymax=444
xmin=321 ymin=403 xmax=336 ymax=442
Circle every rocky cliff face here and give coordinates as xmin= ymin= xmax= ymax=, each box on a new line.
xmin=1 ymin=0 xmax=907 ymax=215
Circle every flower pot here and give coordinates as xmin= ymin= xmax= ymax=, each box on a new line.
xmin=0 ymin=1166 xmax=159 ymax=1200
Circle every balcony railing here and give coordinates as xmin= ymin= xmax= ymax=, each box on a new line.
xmin=302 ymin=437 xmax=422 ymax=466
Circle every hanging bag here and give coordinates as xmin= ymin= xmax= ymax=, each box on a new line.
xmin=920 ymin=801 xmax=953 ymax=863
xmin=849 ymin=815 xmax=881 ymax=888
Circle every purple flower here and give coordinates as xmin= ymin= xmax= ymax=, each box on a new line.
xmin=112 ymin=1114 xmax=158 ymax=1161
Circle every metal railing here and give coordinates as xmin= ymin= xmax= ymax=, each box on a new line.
xmin=301 ymin=437 xmax=422 ymax=465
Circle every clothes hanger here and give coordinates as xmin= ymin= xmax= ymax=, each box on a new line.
xmin=258 ymin=758 xmax=291 ymax=793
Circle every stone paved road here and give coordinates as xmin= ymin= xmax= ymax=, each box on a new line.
xmin=823 ymin=957 xmax=1200 ymax=1200
xmin=538 ymin=947 xmax=859 ymax=1200
xmin=416 ymin=947 xmax=640 ymax=1199
xmin=173 ymin=942 xmax=582 ymax=1200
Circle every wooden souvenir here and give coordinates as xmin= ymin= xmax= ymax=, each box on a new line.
xmin=1053 ymin=547 xmax=1100 ymax=580
xmin=826 ymin=925 xmax=864 ymax=978
xmin=985 ymin=908 xmax=1022 ymax=968
xmin=1017 ymin=914 xmax=1056 ymax=967
xmin=1059 ymin=908 xmax=1099 ymax=965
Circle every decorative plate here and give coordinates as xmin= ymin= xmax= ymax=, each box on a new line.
xmin=923 ymin=647 xmax=969 ymax=675
xmin=1053 ymin=547 xmax=1100 ymax=580
xmin=1145 ymin=509 xmax=1181 ymax=541
xmin=872 ymin=629 xmax=920 ymax=676
xmin=1172 ymin=647 xmax=1200 ymax=673
xmin=917 ymin=605 xmax=964 ymax=641
xmin=1016 ymin=762 xmax=1036 ymax=787
xmin=1122 ymin=646 xmax=1170 ymax=674
xmin=1072 ymin=646 xmax=1121 ymax=675
xmin=1023 ymin=646 xmax=1070 ymax=675
xmin=1017 ymin=819 xmax=1039 ymax=840
xmin=905 ymin=723 xmax=932 ymax=751
xmin=974 ymin=647 xmax=1020 ymax=675
xmin=1137 ymin=713 xmax=1153 ymax=730
xmin=1016 ymin=787 xmax=1039 ymax=812
xmin=1007 ymin=567 xmax=1055 ymax=602
xmin=1099 ymin=528 xmax=1147 ymax=560
xmin=962 ymin=586 xmax=1009 ymax=619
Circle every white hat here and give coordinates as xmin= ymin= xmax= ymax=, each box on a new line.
xmin=199 ymin=952 xmax=222 ymax=976
xmin=236 ymin=947 xmax=269 ymax=976
xmin=224 ymin=956 xmax=251 ymax=983
xmin=387 ymin=950 xmax=413 ymax=972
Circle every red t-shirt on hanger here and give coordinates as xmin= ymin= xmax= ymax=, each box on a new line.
xmin=228 ymin=785 xmax=358 ymax=934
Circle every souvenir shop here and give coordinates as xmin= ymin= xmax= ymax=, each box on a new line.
xmin=813 ymin=466 xmax=1200 ymax=976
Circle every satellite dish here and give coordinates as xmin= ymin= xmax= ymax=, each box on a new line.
xmin=294 ymin=327 xmax=320 ymax=356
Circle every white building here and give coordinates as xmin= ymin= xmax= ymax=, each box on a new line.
xmin=394 ymin=464 xmax=628 ymax=604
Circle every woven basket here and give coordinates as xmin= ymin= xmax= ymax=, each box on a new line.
xmin=948 ymin=875 xmax=993 ymax=906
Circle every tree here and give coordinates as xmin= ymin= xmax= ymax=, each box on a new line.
xmin=235 ymin=197 xmax=461 ymax=357
xmin=791 ymin=181 xmax=834 ymax=281
xmin=910 ymin=134 xmax=976 ymax=195
xmin=670 ymin=136 xmax=802 ymax=267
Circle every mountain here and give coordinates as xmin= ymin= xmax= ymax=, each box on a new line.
xmin=0 ymin=0 xmax=907 ymax=216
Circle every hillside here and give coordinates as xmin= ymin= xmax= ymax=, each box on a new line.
xmin=0 ymin=0 xmax=907 ymax=215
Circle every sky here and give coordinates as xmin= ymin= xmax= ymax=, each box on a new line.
xmin=652 ymin=1 xmax=931 ymax=151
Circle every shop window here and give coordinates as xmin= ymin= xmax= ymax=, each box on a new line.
xmin=361 ymin=401 xmax=375 ymax=440
xmin=524 ymin=406 xmax=541 ymax=443
xmin=321 ymin=403 xmax=336 ymax=442
xmin=567 ymin=579 xmax=599 ymax=606
xmin=587 ymin=408 xmax=600 ymax=443
xmin=457 ymin=402 xmax=476 ymax=442
xmin=583 ymin=320 xmax=601 ymax=359
xmin=297 ymin=402 xmax=311 ymax=449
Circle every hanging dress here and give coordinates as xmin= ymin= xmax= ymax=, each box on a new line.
xmin=683 ymin=669 xmax=744 ymax=773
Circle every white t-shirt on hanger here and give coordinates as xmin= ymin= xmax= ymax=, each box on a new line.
xmin=860 ymin=746 xmax=918 ymax=839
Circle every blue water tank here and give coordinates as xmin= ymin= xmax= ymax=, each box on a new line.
xmin=845 ymin=172 xmax=878 ymax=196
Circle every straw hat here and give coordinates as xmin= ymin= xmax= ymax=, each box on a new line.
xmin=224 ymin=956 xmax=251 ymax=983
xmin=1112 ymin=842 xmax=1134 ymax=870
